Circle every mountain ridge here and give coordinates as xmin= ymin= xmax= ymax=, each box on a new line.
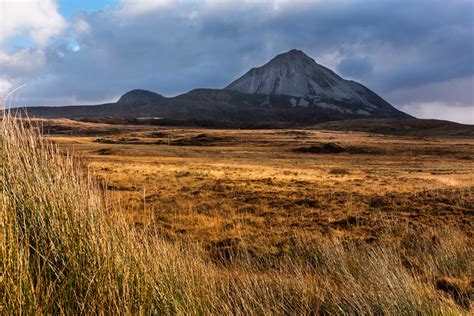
xmin=14 ymin=49 xmax=411 ymax=125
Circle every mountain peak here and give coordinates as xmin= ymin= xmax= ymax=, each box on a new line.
xmin=268 ymin=49 xmax=315 ymax=65
xmin=225 ymin=49 xmax=344 ymax=96
xmin=276 ymin=48 xmax=310 ymax=58
xmin=288 ymin=48 xmax=304 ymax=54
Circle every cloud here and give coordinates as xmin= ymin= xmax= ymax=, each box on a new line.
xmin=72 ymin=18 xmax=91 ymax=35
xmin=337 ymin=57 xmax=373 ymax=79
xmin=385 ymin=76 xmax=474 ymax=107
xmin=0 ymin=0 xmax=66 ymax=99
xmin=398 ymin=102 xmax=474 ymax=125
xmin=0 ymin=0 xmax=472 ymax=124
xmin=0 ymin=49 xmax=46 ymax=75
xmin=115 ymin=0 xmax=176 ymax=17
xmin=0 ymin=77 xmax=12 ymax=96
xmin=0 ymin=0 xmax=67 ymax=46
xmin=386 ymin=76 xmax=473 ymax=124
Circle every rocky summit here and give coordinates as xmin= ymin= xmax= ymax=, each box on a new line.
xmin=226 ymin=49 xmax=346 ymax=96
xmin=225 ymin=49 xmax=397 ymax=116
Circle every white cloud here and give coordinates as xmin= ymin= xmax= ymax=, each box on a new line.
xmin=0 ymin=49 xmax=46 ymax=75
xmin=115 ymin=0 xmax=176 ymax=16
xmin=203 ymin=0 xmax=315 ymax=12
xmin=0 ymin=0 xmax=67 ymax=47
xmin=0 ymin=0 xmax=65 ymax=98
xmin=399 ymin=102 xmax=474 ymax=124
xmin=115 ymin=0 xmax=315 ymax=18
xmin=0 ymin=77 xmax=12 ymax=96
xmin=72 ymin=18 xmax=91 ymax=34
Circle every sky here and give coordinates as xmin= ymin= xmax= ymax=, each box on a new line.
xmin=0 ymin=0 xmax=473 ymax=123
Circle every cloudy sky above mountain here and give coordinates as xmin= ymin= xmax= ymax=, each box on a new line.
xmin=0 ymin=0 xmax=472 ymax=123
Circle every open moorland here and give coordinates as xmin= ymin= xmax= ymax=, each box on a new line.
xmin=2 ymin=117 xmax=473 ymax=314
xmin=43 ymin=118 xmax=473 ymax=246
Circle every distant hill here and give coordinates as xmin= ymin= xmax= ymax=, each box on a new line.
xmin=314 ymin=118 xmax=474 ymax=138
xmin=117 ymin=89 xmax=166 ymax=104
xmin=17 ymin=49 xmax=410 ymax=124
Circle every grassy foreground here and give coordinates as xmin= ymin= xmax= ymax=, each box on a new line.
xmin=0 ymin=113 xmax=472 ymax=314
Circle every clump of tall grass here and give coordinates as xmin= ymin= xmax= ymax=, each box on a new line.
xmin=0 ymin=111 xmax=212 ymax=314
xmin=0 ymin=109 xmax=471 ymax=314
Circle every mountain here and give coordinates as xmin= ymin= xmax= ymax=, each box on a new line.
xmin=15 ymin=49 xmax=410 ymax=126
xmin=227 ymin=49 xmax=360 ymax=97
xmin=225 ymin=49 xmax=401 ymax=117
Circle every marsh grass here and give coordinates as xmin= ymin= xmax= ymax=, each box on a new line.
xmin=328 ymin=167 xmax=351 ymax=175
xmin=0 ymin=110 xmax=472 ymax=314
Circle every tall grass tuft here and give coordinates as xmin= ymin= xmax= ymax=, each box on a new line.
xmin=0 ymin=109 xmax=471 ymax=314
xmin=0 ymin=111 xmax=210 ymax=314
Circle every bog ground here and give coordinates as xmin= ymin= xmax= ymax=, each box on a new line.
xmin=46 ymin=119 xmax=473 ymax=250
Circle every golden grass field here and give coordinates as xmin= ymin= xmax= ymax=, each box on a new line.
xmin=2 ymin=116 xmax=473 ymax=314
xmin=47 ymin=119 xmax=473 ymax=247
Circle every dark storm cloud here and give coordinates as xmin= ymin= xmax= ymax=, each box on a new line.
xmin=337 ymin=57 xmax=373 ymax=78
xmin=5 ymin=0 xmax=474 ymax=122
xmin=200 ymin=0 xmax=474 ymax=92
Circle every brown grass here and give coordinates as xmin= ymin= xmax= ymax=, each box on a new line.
xmin=1 ymin=116 xmax=473 ymax=314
